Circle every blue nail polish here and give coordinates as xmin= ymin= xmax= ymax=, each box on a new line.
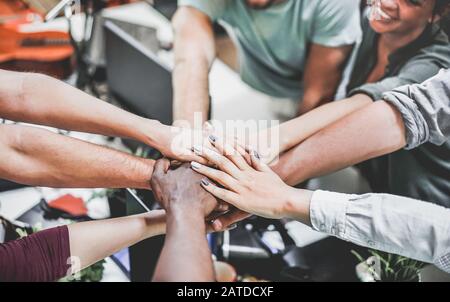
xmin=209 ymin=135 xmax=217 ymax=144
xmin=201 ymin=179 xmax=210 ymax=186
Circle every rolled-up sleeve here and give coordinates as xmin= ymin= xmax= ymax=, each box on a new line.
xmin=382 ymin=69 xmax=450 ymax=149
xmin=310 ymin=190 xmax=450 ymax=273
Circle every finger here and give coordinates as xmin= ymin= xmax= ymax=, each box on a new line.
xmin=191 ymin=162 xmax=239 ymax=191
xmin=193 ymin=145 xmax=241 ymax=179
xmin=211 ymin=209 xmax=251 ymax=232
xmin=234 ymin=143 xmax=252 ymax=165
xmin=200 ymin=178 xmax=240 ymax=207
xmin=214 ymin=201 xmax=230 ymax=212
xmin=179 ymin=150 xmax=209 ymax=165
xmin=209 ymin=135 xmax=250 ymax=171
xmin=249 ymin=150 xmax=271 ymax=172
xmin=154 ymin=157 xmax=171 ymax=174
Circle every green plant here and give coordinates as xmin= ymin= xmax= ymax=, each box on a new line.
xmin=352 ymin=249 xmax=426 ymax=282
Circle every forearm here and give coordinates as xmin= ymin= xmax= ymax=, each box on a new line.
xmin=272 ymin=100 xmax=406 ymax=186
xmin=0 ymin=124 xmax=154 ymax=189
xmin=171 ymin=8 xmax=215 ymax=128
xmin=0 ymin=70 xmax=165 ymax=148
xmin=297 ymin=44 xmax=353 ymax=115
xmin=271 ymin=94 xmax=372 ymax=155
xmin=152 ymin=209 xmax=214 ymax=282
xmin=68 ymin=211 xmax=166 ymax=272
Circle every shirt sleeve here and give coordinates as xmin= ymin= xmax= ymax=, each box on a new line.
xmin=311 ymin=0 xmax=362 ymax=47
xmin=349 ymin=45 xmax=450 ymax=101
xmin=310 ymin=190 xmax=450 ymax=273
xmin=0 ymin=226 xmax=71 ymax=282
xmin=381 ymin=69 xmax=450 ymax=150
xmin=177 ymin=0 xmax=227 ymax=21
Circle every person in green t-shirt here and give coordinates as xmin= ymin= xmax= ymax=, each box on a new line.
xmin=172 ymin=0 xmax=362 ymax=126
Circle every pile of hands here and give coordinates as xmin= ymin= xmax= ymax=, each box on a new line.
xmin=150 ymin=125 xmax=311 ymax=231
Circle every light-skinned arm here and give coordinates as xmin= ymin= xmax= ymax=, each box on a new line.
xmin=171 ymin=7 xmax=216 ymax=128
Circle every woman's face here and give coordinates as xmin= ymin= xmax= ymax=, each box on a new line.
xmin=369 ymin=0 xmax=437 ymax=35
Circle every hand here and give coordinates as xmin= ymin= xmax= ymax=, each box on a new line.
xmin=190 ymin=138 xmax=313 ymax=223
xmin=150 ymin=158 xmax=225 ymax=217
xmin=152 ymin=125 xmax=211 ymax=164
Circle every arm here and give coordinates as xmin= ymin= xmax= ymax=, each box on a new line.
xmin=0 ymin=211 xmax=166 ymax=282
xmin=153 ymin=204 xmax=213 ymax=282
xmin=298 ymin=43 xmax=354 ymax=115
xmin=171 ymin=7 xmax=216 ymax=127
xmin=255 ymin=94 xmax=372 ymax=163
xmin=69 ymin=211 xmax=166 ymax=272
xmin=191 ymin=140 xmax=450 ymax=272
xmin=0 ymin=70 xmax=161 ymax=147
xmin=0 ymin=124 xmax=154 ymax=189
xmin=272 ymin=100 xmax=406 ymax=186
xmin=0 ymin=69 xmax=203 ymax=162
xmin=151 ymin=160 xmax=217 ymax=281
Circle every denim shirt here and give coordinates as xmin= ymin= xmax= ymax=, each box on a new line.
xmin=310 ymin=190 xmax=450 ymax=273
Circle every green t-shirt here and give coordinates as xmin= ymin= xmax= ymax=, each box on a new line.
xmin=178 ymin=0 xmax=362 ymax=99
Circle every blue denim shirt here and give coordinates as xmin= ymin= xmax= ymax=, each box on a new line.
xmin=310 ymin=190 xmax=450 ymax=273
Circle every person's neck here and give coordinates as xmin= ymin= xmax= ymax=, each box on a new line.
xmin=379 ymin=25 xmax=428 ymax=54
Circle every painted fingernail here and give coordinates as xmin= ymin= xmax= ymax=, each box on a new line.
xmin=193 ymin=145 xmax=202 ymax=155
xmin=191 ymin=162 xmax=201 ymax=170
xmin=226 ymin=224 xmax=237 ymax=231
xmin=253 ymin=150 xmax=260 ymax=159
xmin=201 ymin=178 xmax=210 ymax=186
xmin=208 ymin=135 xmax=217 ymax=144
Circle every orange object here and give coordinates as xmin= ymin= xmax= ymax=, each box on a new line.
xmin=0 ymin=26 xmax=73 ymax=78
xmin=0 ymin=0 xmax=74 ymax=78
xmin=48 ymin=194 xmax=88 ymax=217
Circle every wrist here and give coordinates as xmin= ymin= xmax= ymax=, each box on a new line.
xmin=281 ymin=187 xmax=313 ymax=225
xmin=140 ymin=118 xmax=166 ymax=148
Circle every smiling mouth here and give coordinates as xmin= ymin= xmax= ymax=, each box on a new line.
xmin=368 ymin=0 xmax=397 ymax=22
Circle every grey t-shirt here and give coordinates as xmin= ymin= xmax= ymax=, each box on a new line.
xmin=178 ymin=0 xmax=362 ymax=99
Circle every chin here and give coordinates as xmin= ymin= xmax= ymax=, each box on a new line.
xmin=369 ymin=19 xmax=399 ymax=34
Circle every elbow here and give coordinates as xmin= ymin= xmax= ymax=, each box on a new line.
xmin=371 ymin=101 xmax=407 ymax=153
xmin=172 ymin=9 xmax=216 ymax=66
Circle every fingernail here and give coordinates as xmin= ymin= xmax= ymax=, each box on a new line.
xmin=201 ymin=178 xmax=210 ymax=186
xmin=212 ymin=220 xmax=222 ymax=230
xmin=208 ymin=135 xmax=217 ymax=144
xmin=191 ymin=162 xmax=201 ymax=170
xmin=193 ymin=145 xmax=202 ymax=155
xmin=253 ymin=150 xmax=260 ymax=159
xmin=226 ymin=224 xmax=237 ymax=231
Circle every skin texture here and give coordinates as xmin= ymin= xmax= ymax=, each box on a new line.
xmin=151 ymin=160 xmax=217 ymax=282
xmin=171 ymin=4 xmax=354 ymax=128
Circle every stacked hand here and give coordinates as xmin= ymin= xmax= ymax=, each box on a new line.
xmin=150 ymin=158 xmax=229 ymax=219
xmin=190 ymin=137 xmax=313 ymax=230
